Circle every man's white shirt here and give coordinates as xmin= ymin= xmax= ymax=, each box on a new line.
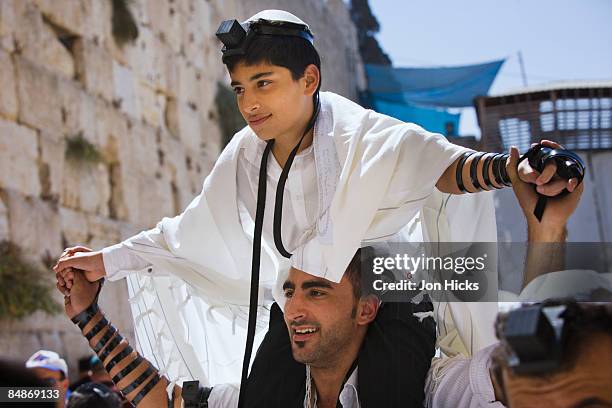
xmin=204 ymin=367 xmax=360 ymax=408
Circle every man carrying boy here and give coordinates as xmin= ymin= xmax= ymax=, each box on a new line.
xmin=55 ymin=10 xmax=582 ymax=407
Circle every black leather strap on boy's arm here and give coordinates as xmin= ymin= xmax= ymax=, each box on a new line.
xmin=456 ymin=151 xmax=511 ymax=192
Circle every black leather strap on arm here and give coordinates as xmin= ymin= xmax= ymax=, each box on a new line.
xmin=469 ymin=152 xmax=487 ymax=191
xmin=104 ymin=344 xmax=134 ymax=372
xmin=84 ymin=316 xmax=109 ymax=341
xmin=120 ymin=366 xmax=156 ymax=395
xmin=131 ymin=373 xmax=162 ymax=406
xmin=455 ymin=151 xmax=476 ymax=192
xmin=92 ymin=324 xmax=117 ymax=354
xmin=112 ymin=356 xmax=145 ymax=384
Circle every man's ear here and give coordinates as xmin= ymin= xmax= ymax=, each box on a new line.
xmin=302 ymin=64 xmax=320 ymax=96
xmin=356 ymin=295 xmax=379 ymax=326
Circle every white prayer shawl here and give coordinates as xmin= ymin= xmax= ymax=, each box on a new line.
xmin=115 ymin=92 xmax=499 ymax=387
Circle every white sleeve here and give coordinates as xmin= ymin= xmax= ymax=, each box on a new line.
xmin=101 ymin=232 xmax=156 ymax=281
xmin=207 ymin=383 xmax=240 ymax=408
xmin=425 ymin=344 xmax=506 ymax=408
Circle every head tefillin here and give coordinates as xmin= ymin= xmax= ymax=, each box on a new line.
xmin=499 ymin=303 xmax=567 ymax=374
xmin=215 ymin=10 xmax=315 ymax=65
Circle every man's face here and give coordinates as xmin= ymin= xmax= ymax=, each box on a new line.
xmin=282 ymin=268 xmax=360 ymax=366
xmin=31 ymin=367 xmax=68 ymax=394
xmin=501 ymin=332 xmax=612 ymax=408
xmin=229 ymin=62 xmax=313 ymax=141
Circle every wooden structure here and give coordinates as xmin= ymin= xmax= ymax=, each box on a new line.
xmin=475 ymin=82 xmax=612 ymax=152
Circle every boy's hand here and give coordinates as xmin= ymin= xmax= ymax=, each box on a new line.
xmin=512 ymin=139 xmax=581 ymax=197
xmin=54 ymin=246 xmax=106 ymax=293
xmin=58 ymin=268 xmax=100 ymax=319
xmin=506 ymin=141 xmax=584 ymax=235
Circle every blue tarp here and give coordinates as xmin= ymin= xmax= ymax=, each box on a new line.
xmin=365 ymin=59 xmax=505 ymax=108
xmin=373 ymin=99 xmax=460 ymax=135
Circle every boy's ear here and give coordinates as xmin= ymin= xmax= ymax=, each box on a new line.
xmin=303 ymin=64 xmax=320 ymax=96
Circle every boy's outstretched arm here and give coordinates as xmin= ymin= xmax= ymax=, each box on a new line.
xmin=435 ymin=140 xmax=580 ymax=197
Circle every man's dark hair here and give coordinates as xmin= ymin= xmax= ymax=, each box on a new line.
xmin=224 ymin=35 xmax=321 ymax=82
xmin=67 ymin=382 xmax=122 ymax=408
xmin=345 ymin=249 xmax=364 ymax=300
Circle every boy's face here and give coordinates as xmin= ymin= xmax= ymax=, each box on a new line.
xmin=229 ymin=62 xmax=314 ymax=141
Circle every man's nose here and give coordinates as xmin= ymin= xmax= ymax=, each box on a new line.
xmin=284 ymin=296 xmax=307 ymax=322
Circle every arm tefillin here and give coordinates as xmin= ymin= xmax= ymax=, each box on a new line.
xmin=456 ymin=144 xmax=585 ymax=221
xmin=71 ymin=299 xmax=166 ymax=406
xmin=456 ymin=151 xmax=511 ymax=193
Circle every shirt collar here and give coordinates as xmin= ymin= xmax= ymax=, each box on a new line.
xmin=339 ymin=366 xmax=359 ymax=408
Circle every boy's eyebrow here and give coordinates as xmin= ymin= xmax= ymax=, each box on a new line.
xmin=282 ymin=280 xmax=295 ymax=291
xmin=230 ymin=71 xmax=274 ymax=87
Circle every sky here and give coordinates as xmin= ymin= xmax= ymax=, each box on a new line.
xmin=367 ymin=0 xmax=612 ymax=137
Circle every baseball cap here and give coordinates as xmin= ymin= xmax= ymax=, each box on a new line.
xmin=25 ymin=350 xmax=68 ymax=377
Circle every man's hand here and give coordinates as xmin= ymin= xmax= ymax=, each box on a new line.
xmin=53 ymin=246 xmax=106 ymax=293
xmin=58 ymin=268 xmax=100 ymax=319
xmin=506 ymin=140 xmax=584 ymax=239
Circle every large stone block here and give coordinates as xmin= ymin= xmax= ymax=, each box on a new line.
xmin=177 ymin=60 xmax=202 ymax=109
xmin=33 ymin=0 xmax=91 ymax=38
xmin=127 ymin=27 xmax=176 ymax=95
xmin=73 ymin=38 xmax=114 ymax=102
xmin=113 ymin=60 xmax=140 ymax=119
xmin=0 ymin=119 xmax=41 ymax=197
xmin=144 ymin=1 xmax=182 ymax=55
xmin=0 ymin=50 xmax=18 ymax=119
xmin=13 ymin=4 xmax=75 ymax=79
xmin=158 ymin=130 xmax=192 ymax=209
xmin=59 ymin=206 xmax=88 ymax=246
xmin=121 ymin=121 xmax=159 ymax=174
xmin=61 ymin=161 xmax=111 ymax=217
xmin=180 ymin=1 xmax=211 ymax=71
xmin=86 ymin=214 xmax=120 ymax=248
xmin=1 ymin=189 xmax=62 ymax=260
xmin=15 ymin=57 xmax=63 ymax=132
xmin=165 ymin=98 xmax=204 ymax=153
xmin=38 ymin=130 xmax=65 ymax=201
xmin=94 ymin=100 xmax=128 ymax=163
xmin=109 ymin=163 xmax=138 ymax=221
xmin=0 ymin=195 xmax=8 ymax=240
xmin=0 ymin=0 xmax=16 ymax=52
xmin=86 ymin=0 xmax=111 ymax=42
xmin=138 ymin=80 xmax=165 ymax=128
xmin=59 ymin=78 xmax=97 ymax=143
xmin=136 ymin=172 xmax=175 ymax=227
xmin=111 ymin=163 xmax=172 ymax=227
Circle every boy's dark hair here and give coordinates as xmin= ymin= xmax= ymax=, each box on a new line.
xmin=224 ymin=35 xmax=321 ymax=82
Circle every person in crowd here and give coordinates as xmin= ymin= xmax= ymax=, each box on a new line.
xmin=25 ymin=350 xmax=70 ymax=407
xmin=67 ymin=382 xmax=123 ymax=408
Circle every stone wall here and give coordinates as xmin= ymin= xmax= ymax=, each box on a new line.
xmin=0 ymin=0 xmax=363 ymax=380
